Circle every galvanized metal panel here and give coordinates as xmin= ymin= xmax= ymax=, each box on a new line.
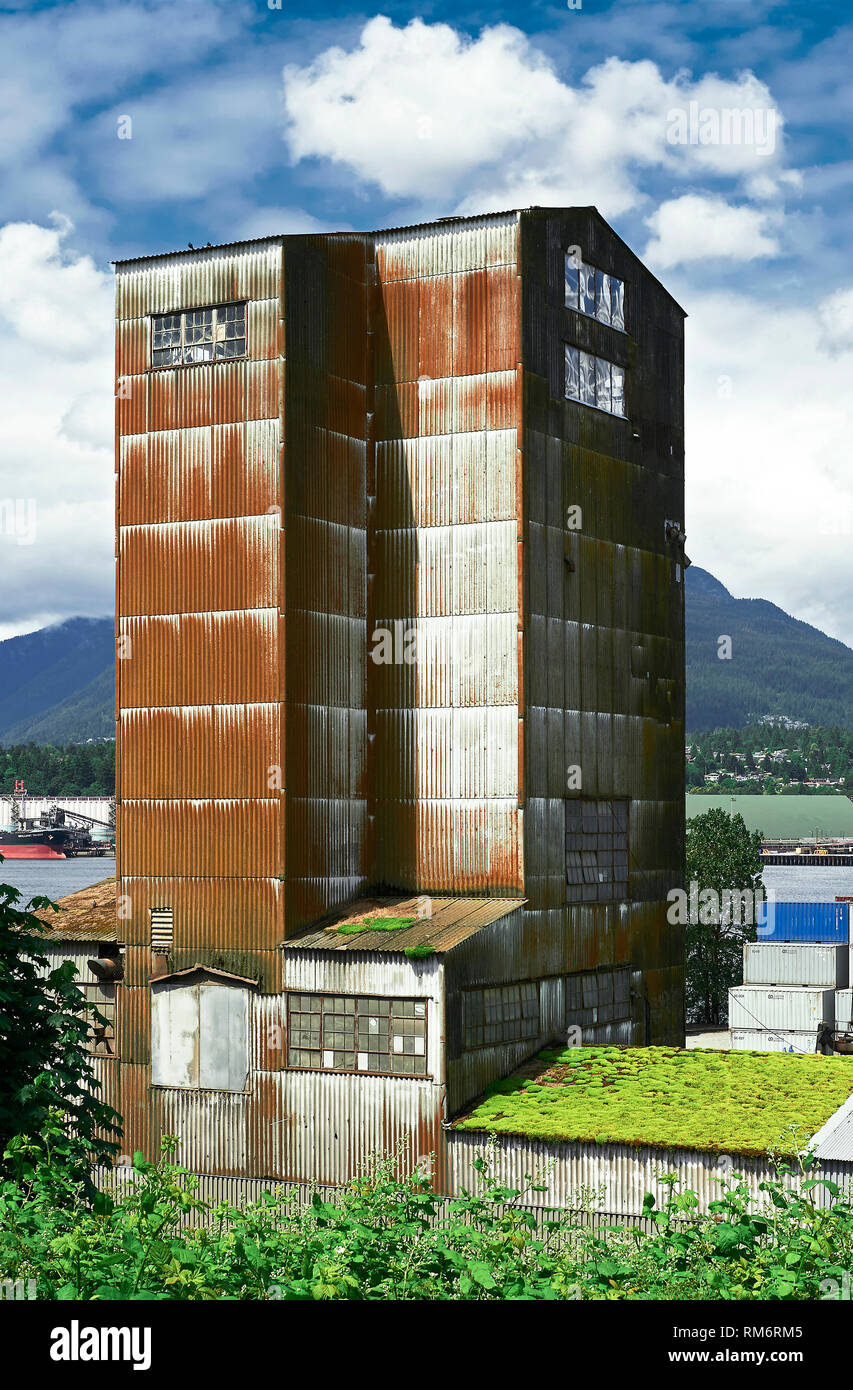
xmin=730 ymin=1029 xmax=819 ymax=1054
xmin=743 ymin=943 xmax=849 ymax=989
xmin=119 ymin=702 xmax=279 ymax=799
xmin=729 ymin=986 xmax=835 ymax=1031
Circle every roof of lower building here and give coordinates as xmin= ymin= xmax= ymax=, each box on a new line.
xmin=32 ymin=877 xmax=117 ymax=941
xmin=283 ymin=895 xmax=525 ymax=955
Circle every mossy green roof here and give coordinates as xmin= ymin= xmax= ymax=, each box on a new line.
xmin=455 ymin=1045 xmax=853 ymax=1157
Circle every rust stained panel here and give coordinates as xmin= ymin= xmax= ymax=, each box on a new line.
xmin=247 ymin=298 xmax=280 ymax=361
xmin=119 ymin=516 xmax=278 ymax=616
xmin=117 ymin=319 xmax=148 ymax=379
xmin=119 ymin=800 xmax=281 ymax=877
xmin=210 ymin=361 xmax=247 ymax=424
xmin=117 ymin=876 xmax=283 ymax=952
xmin=374 ymin=800 xmax=522 ymax=893
xmin=452 ymin=271 xmax=487 ymax=378
xmin=246 ymin=360 xmax=280 ymax=420
xmin=115 ymin=985 xmax=150 ymax=1065
xmin=119 ymin=703 xmax=280 ymax=799
xmin=377 ymin=279 xmax=418 ymax=385
xmin=486 ymin=266 xmax=520 ymax=373
xmin=149 ymin=368 xmax=212 ymax=432
xmin=375 ymin=381 xmax=418 ymax=440
xmin=118 ymin=376 xmax=147 ymax=437
xmin=117 ymin=610 xmax=279 ymax=708
xmin=418 ymin=277 xmax=453 ymax=380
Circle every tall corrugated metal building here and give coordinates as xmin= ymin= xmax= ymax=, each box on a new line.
xmin=106 ymin=207 xmax=687 ymax=1183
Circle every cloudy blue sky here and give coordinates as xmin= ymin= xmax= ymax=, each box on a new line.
xmin=1 ymin=0 xmax=851 ymax=643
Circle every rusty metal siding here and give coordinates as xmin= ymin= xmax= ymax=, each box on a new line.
xmin=119 ymin=799 xmax=281 ymax=878
xmin=119 ymin=420 xmax=278 ymax=526
xmin=120 ymin=515 xmax=279 ymax=616
xmin=117 ymin=610 xmax=280 ymax=708
xmin=119 ymin=704 xmax=280 ymax=799
xmin=371 ymin=217 xmax=522 ymax=898
xmin=119 ymin=876 xmax=283 ymax=951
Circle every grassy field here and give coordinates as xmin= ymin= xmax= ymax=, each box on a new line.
xmin=455 ymin=1045 xmax=853 ymax=1156
xmin=686 ymin=793 xmax=853 ymax=838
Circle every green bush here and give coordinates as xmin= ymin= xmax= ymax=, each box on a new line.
xmin=2 ymin=1132 xmax=852 ymax=1301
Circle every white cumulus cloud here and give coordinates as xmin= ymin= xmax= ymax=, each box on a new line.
xmin=0 ymin=218 xmax=113 ymax=628
xmin=282 ymin=17 xmax=793 ymax=218
xmin=644 ymin=195 xmax=781 ymax=268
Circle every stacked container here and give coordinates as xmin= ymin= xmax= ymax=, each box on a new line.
xmin=729 ymin=902 xmax=851 ymax=1053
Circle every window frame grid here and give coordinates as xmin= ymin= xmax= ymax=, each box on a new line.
xmin=150 ymin=300 xmax=248 ymax=369
xmin=565 ymin=797 xmax=630 ymax=904
xmin=462 ymin=980 xmax=540 ymax=1051
xmin=564 ymin=254 xmax=626 ymax=331
xmin=285 ymin=992 xmax=429 ymax=1078
xmin=564 ymin=345 xmax=627 ymax=418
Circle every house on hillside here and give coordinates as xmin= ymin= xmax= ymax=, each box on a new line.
xmin=70 ymin=207 xmax=687 ymax=1185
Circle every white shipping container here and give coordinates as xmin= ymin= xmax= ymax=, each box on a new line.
xmin=728 ymin=985 xmax=835 ymax=1032
xmin=730 ymin=1029 xmax=819 ymax=1054
xmin=743 ymin=943 xmax=849 ymax=989
xmin=837 ymin=989 xmax=853 ymax=1032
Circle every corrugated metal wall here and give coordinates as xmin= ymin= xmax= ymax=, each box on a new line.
xmin=371 ymin=214 xmax=523 ymax=894
xmin=519 ymin=211 xmax=686 ymax=1042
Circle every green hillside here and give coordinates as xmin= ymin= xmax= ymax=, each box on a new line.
xmin=686 ymin=568 xmax=853 ymax=731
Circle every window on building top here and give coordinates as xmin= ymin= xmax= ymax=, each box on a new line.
xmin=565 ymin=346 xmax=626 ymax=417
xmin=566 ymin=798 xmax=629 ymax=903
xmin=565 ymin=255 xmax=625 ymax=330
xmin=151 ymin=302 xmax=247 ymax=366
xmin=287 ymin=994 xmax=428 ymax=1076
xmin=463 ymin=981 xmax=539 ymax=1050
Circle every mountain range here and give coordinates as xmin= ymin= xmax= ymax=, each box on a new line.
xmin=0 ymin=568 xmax=851 ymax=742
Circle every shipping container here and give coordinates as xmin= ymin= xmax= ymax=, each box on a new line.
xmin=836 ymin=989 xmax=853 ymax=1032
xmin=755 ymin=900 xmax=849 ymax=943
xmin=729 ymin=985 xmax=835 ymax=1032
xmin=743 ymin=942 xmax=848 ymax=989
xmin=730 ymin=1028 xmax=819 ymax=1054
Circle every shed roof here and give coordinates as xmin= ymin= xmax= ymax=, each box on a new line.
xmin=33 ymin=877 xmax=117 ymax=942
xmin=283 ymin=895 xmax=524 ymax=955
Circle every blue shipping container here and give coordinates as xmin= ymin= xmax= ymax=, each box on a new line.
xmin=756 ymin=900 xmax=849 ymax=943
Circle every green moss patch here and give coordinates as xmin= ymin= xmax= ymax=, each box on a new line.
xmin=404 ymin=944 xmax=436 ymax=959
xmin=454 ymin=1045 xmax=853 ymax=1157
xmin=336 ymin=917 xmax=416 ymax=936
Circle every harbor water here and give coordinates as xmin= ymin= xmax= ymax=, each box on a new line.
xmin=0 ymin=855 xmax=115 ymax=904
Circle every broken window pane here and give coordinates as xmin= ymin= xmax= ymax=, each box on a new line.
xmin=595 ymin=269 xmax=611 ymax=325
xmin=564 ymin=344 xmax=580 ymax=401
xmin=578 ymin=263 xmax=596 ymax=317
xmin=595 ymin=356 xmax=611 ymax=412
xmin=564 ymin=256 xmax=580 ymax=310
xmin=579 ymin=350 xmax=595 ymax=405
xmin=611 ymin=363 xmax=626 ymax=416
xmin=150 ymin=303 xmax=247 ymax=367
xmin=610 ymin=276 xmax=625 ymax=331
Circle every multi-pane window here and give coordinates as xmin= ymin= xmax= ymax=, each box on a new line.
xmin=82 ymin=983 xmax=115 ymax=1057
xmin=566 ymin=798 xmax=629 ymax=903
xmin=463 ymin=981 xmax=539 ymax=1050
xmin=151 ymin=302 xmax=247 ymax=366
xmin=564 ymin=255 xmax=625 ymax=330
xmin=287 ymin=994 xmax=428 ymax=1077
xmin=565 ymin=346 xmax=626 ymax=417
